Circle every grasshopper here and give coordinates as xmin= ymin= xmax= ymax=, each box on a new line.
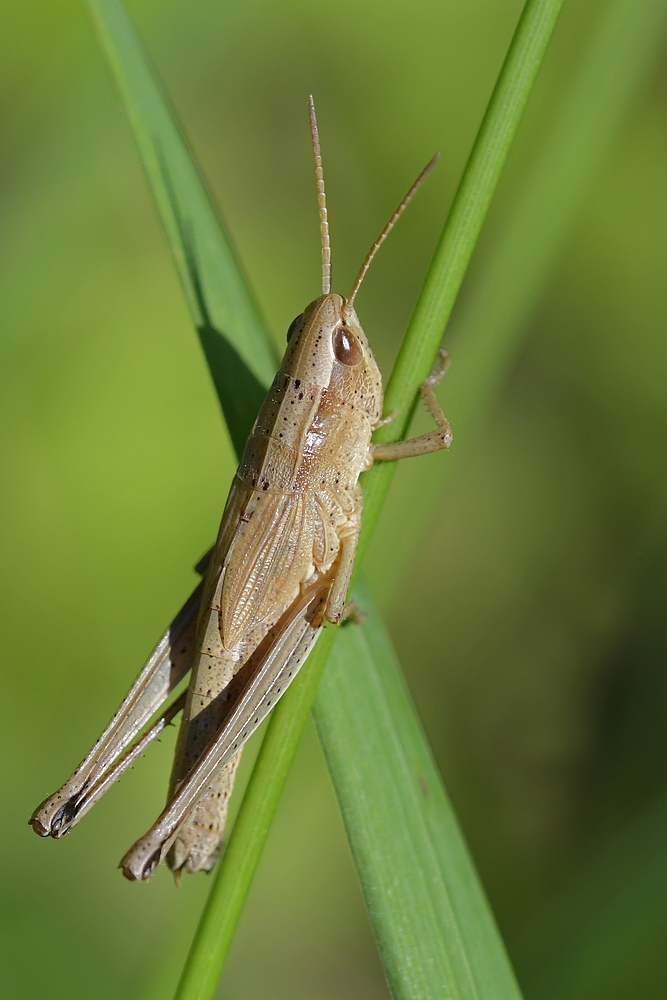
xmin=30 ymin=97 xmax=452 ymax=881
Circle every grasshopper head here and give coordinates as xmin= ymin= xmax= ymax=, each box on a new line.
xmin=294 ymin=96 xmax=436 ymax=427
xmin=282 ymin=293 xmax=382 ymax=423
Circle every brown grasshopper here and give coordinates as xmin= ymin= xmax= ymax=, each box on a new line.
xmin=30 ymin=97 xmax=452 ymax=881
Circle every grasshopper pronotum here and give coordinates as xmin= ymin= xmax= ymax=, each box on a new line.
xmin=30 ymin=97 xmax=453 ymax=881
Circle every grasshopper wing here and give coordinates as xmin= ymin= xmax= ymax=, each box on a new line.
xmin=221 ymin=491 xmax=319 ymax=648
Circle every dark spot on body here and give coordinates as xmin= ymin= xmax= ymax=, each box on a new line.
xmin=141 ymin=848 xmax=162 ymax=880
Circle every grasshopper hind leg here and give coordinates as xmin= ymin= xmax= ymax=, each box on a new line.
xmin=167 ymin=753 xmax=241 ymax=877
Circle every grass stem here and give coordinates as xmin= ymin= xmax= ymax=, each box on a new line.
xmin=172 ymin=1 xmax=564 ymax=996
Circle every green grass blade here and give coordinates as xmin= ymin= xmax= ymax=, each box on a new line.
xmin=445 ymin=0 xmax=667 ymax=439
xmin=358 ymin=0 xmax=565 ymax=559
xmin=86 ymin=0 xmax=562 ymax=997
xmin=175 ymin=0 xmax=562 ymax=995
xmin=377 ymin=0 xmax=667 ymax=587
xmin=87 ymin=0 xmax=276 ymax=455
xmin=177 ymin=0 xmax=562 ymax=1000
xmin=314 ymin=579 xmax=521 ymax=1000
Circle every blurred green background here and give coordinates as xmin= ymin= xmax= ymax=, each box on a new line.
xmin=2 ymin=0 xmax=667 ymax=997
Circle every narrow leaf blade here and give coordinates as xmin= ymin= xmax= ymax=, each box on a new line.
xmin=315 ymin=579 xmax=521 ymax=1000
xmin=376 ymin=0 xmax=667 ymax=587
xmin=85 ymin=2 xmax=558 ymax=998
xmin=87 ymin=0 xmax=276 ymax=453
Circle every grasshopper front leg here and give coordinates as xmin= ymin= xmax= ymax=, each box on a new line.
xmin=324 ymin=525 xmax=360 ymax=625
xmin=370 ymin=350 xmax=453 ymax=463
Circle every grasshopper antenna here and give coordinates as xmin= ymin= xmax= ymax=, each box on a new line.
xmin=346 ymin=152 xmax=440 ymax=311
xmin=309 ymin=95 xmax=331 ymax=295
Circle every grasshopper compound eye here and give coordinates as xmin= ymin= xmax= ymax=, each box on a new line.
xmin=333 ymin=327 xmax=362 ymax=366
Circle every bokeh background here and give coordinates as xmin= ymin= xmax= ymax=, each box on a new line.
xmin=2 ymin=0 xmax=667 ymax=997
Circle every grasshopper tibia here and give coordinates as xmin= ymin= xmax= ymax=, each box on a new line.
xmin=370 ymin=350 xmax=452 ymax=463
